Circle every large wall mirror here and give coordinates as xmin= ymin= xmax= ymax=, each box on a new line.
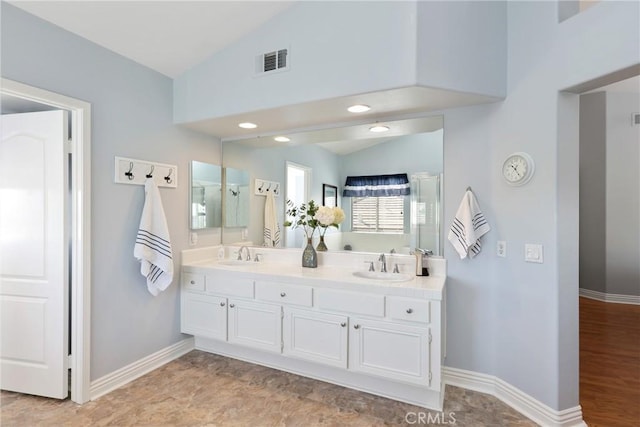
xmin=221 ymin=115 xmax=443 ymax=255
xmin=190 ymin=161 xmax=222 ymax=229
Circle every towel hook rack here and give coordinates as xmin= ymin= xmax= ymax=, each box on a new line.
xmin=146 ymin=165 xmax=154 ymax=178
xmin=125 ymin=162 xmax=134 ymax=180
xmin=164 ymin=168 xmax=173 ymax=184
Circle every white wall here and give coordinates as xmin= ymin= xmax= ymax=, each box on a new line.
xmin=606 ymin=91 xmax=640 ymax=296
xmin=1 ymin=3 xmax=222 ymax=380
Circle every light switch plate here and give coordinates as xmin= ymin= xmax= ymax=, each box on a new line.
xmin=525 ymin=244 xmax=543 ymax=263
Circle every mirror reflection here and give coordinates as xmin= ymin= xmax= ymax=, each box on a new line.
xmin=223 ymin=167 xmax=250 ymax=228
xmin=221 ymin=115 xmax=443 ymax=255
xmin=190 ymin=161 xmax=222 ymax=229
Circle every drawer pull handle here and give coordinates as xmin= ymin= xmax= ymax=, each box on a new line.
xmin=406 ymin=308 xmax=413 ymax=314
xmin=280 ymin=292 xmax=286 ymax=297
xmin=229 ymin=304 xmax=235 ymax=308
xmin=340 ymin=322 xmax=346 ymax=327
xmin=190 ymin=280 xmax=196 ymax=285
xmin=354 ymin=324 xmax=360 ymax=329
xmin=220 ymin=302 xmax=226 ymax=307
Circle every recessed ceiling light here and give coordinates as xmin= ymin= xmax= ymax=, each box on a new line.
xmin=369 ymin=125 xmax=390 ymax=133
xmin=347 ymin=104 xmax=371 ymax=113
xmin=238 ymin=122 xmax=257 ymax=129
xmin=274 ymin=136 xmax=290 ymax=142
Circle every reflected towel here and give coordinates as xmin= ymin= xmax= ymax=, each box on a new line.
xmin=134 ymin=178 xmax=174 ymax=295
xmin=263 ymin=190 xmax=281 ymax=247
xmin=448 ymin=189 xmax=490 ymax=259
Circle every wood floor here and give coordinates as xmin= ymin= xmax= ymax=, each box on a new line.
xmin=580 ymin=297 xmax=640 ymax=427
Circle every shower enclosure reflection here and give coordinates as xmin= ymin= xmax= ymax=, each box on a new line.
xmin=224 ymin=167 xmax=249 ymax=228
xmin=190 ymin=161 xmax=222 ymax=230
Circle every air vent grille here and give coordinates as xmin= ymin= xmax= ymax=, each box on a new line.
xmin=257 ymin=48 xmax=289 ymax=75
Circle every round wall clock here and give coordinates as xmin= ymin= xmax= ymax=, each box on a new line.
xmin=502 ymin=152 xmax=535 ymax=186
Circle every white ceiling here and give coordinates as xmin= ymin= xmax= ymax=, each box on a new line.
xmin=9 ymin=1 xmax=295 ymax=78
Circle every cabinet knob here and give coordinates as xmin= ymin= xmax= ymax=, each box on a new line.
xmin=190 ymin=280 xmax=196 ymax=285
xmin=229 ymin=304 xmax=235 ymax=308
xmin=354 ymin=324 xmax=360 ymax=329
xmin=280 ymin=292 xmax=286 ymax=297
xmin=340 ymin=322 xmax=346 ymax=327
xmin=220 ymin=302 xmax=226 ymax=307
xmin=406 ymin=308 xmax=413 ymax=314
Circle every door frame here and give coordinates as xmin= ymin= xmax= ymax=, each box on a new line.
xmin=1 ymin=78 xmax=92 ymax=404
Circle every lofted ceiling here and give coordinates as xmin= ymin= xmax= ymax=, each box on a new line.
xmin=8 ymin=1 xmax=295 ymax=78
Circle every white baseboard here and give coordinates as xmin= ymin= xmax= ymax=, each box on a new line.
xmin=443 ymin=367 xmax=586 ymax=427
xmin=90 ymin=337 xmax=195 ymax=400
xmin=579 ymin=288 xmax=640 ymax=305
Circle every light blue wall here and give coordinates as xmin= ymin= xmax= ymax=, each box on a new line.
xmin=1 ymin=3 xmax=222 ymax=380
xmin=416 ymin=1 xmax=507 ymax=97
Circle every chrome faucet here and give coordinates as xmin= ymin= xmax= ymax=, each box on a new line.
xmin=237 ymin=246 xmax=251 ymax=261
xmin=378 ymin=253 xmax=387 ymax=273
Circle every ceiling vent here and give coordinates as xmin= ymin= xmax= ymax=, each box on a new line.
xmin=256 ymin=48 xmax=289 ymax=75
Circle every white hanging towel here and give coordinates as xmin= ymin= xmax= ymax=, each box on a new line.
xmin=134 ymin=178 xmax=174 ymax=296
xmin=263 ymin=190 xmax=281 ymax=247
xmin=448 ymin=189 xmax=490 ymax=259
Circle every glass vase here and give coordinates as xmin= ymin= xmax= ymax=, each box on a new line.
xmin=316 ymin=235 xmax=328 ymax=252
xmin=302 ymin=237 xmax=318 ymax=268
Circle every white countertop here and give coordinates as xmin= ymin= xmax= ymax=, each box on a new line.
xmin=182 ymin=250 xmax=445 ymax=300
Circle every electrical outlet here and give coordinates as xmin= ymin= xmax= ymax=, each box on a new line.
xmin=497 ymin=241 xmax=507 ymax=257
xmin=190 ymin=232 xmax=198 ymax=246
xmin=524 ymin=244 xmax=543 ymax=263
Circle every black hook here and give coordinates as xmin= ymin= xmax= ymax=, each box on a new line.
xmin=125 ymin=162 xmax=134 ymax=180
xmin=164 ymin=168 xmax=173 ymax=184
xmin=267 ymin=183 xmax=272 ymax=192
xmin=146 ymin=165 xmax=154 ymax=178
xmin=258 ymin=182 xmax=264 ymax=192
xmin=274 ymin=184 xmax=279 ymax=194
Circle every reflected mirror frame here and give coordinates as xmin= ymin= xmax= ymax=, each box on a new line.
xmin=322 ymin=184 xmax=338 ymax=207
xmin=190 ymin=160 xmax=222 ymax=230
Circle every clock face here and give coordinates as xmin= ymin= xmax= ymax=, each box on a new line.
xmin=502 ymin=153 xmax=534 ymax=185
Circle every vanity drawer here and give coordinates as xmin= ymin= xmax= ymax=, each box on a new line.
xmin=386 ymin=297 xmax=430 ymax=324
xmin=255 ymin=281 xmax=313 ymax=307
xmin=315 ymin=289 xmax=384 ymax=317
xmin=205 ymin=274 xmax=254 ymax=298
xmin=182 ymin=272 xmax=205 ymax=292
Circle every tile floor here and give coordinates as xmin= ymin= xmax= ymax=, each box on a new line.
xmin=1 ymin=350 xmax=537 ymax=426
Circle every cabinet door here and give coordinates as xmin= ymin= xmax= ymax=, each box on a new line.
xmin=228 ymin=299 xmax=282 ymax=353
xmin=181 ymin=292 xmax=227 ymax=340
xmin=283 ymin=308 xmax=348 ymax=368
xmin=349 ymin=317 xmax=432 ymax=387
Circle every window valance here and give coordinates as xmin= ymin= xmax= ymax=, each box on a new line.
xmin=342 ymin=173 xmax=410 ymax=197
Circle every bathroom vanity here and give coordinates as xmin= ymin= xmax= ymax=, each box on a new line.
xmin=180 ymin=246 xmax=446 ymax=410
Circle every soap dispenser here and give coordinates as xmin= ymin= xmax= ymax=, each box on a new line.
xmin=414 ymin=248 xmax=432 ymax=276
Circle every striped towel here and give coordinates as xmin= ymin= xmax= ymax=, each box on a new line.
xmin=263 ymin=190 xmax=281 ymax=247
xmin=448 ymin=189 xmax=490 ymax=259
xmin=134 ymin=178 xmax=173 ymax=296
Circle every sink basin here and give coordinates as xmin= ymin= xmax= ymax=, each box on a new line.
xmin=353 ymin=271 xmax=413 ymax=282
xmin=218 ymin=259 xmax=258 ymax=267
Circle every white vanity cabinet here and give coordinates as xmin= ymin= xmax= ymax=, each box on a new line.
xmin=180 ymin=263 xmax=445 ymax=410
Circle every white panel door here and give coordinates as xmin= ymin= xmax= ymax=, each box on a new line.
xmin=228 ymin=299 xmax=282 ymax=353
xmin=181 ymin=293 xmax=228 ymax=340
xmin=349 ymin=318 xmax=431 ymax=387
xmin=283 ymin=307 xmax=348 ymax=368
xmin=0 ymin=110 xmax=69 ymax=399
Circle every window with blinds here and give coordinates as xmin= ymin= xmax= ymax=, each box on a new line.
xmin=351 ymin=196 xmax=404 ymax=232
